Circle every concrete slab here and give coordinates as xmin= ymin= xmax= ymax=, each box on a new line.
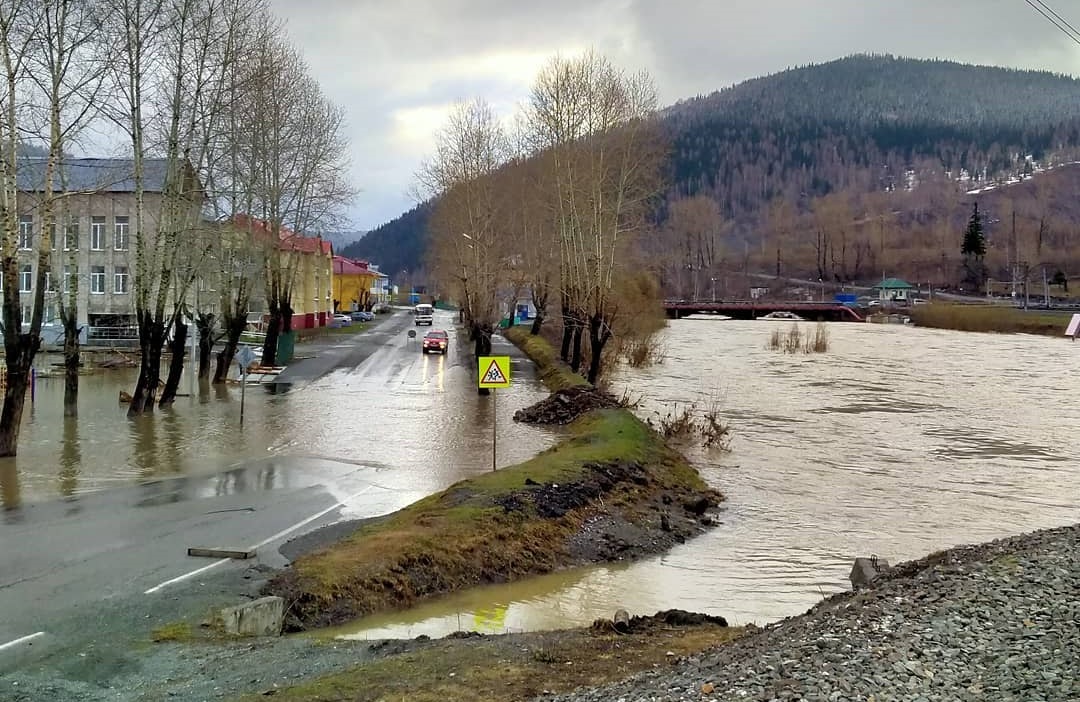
xmin=220 ymin=596 xmax=284 ymax=637
xmin=187 ymin=547 xmax=256 ymax=560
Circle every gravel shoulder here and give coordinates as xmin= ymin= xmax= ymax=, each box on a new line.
xmin=550 ymin=522 xmax=1080 ymax=702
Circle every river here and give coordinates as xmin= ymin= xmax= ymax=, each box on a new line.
xmin=336 ymin=319 xmax=1080 ymax=640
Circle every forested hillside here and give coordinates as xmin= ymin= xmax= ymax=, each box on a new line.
xmin=340 ymin=203 xmax=430 ymax=277
xmin=355 ymin=55 xmax=1080 ymax=290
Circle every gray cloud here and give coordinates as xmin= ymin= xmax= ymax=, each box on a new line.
xmin=273 ymin=0 xmax=1080 ymax=230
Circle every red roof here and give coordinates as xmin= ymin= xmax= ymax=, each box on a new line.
xmin=231 ymin=214 xmax=332 ymax=255
xmin=333 ymin=256 xmax=373 ymax=275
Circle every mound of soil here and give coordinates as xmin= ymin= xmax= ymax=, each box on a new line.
xmin=514 ymin=385 xmax=621 ymax=425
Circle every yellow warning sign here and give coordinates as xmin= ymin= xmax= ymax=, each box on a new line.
xmin=478 ymin=355 xmax=511 ymax=388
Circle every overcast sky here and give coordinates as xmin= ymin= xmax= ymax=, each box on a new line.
xmin=270 ymin=0 xmax=1080 ymax=231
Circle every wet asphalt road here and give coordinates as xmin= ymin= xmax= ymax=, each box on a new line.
xmin=0 ymin=308 xmax=554 ymax=684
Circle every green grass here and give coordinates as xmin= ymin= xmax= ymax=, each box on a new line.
xmin=268 ymin=407 xmax=706 ymax=628
xmin=909 ymin=303 xmax=1072 ymax=336
xmin=150 ymin=621 xmax=192 ymax=643
xmin=503 ymin=326 xmax=589 ymax=391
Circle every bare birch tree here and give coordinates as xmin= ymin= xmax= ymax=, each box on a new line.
xmin=528 ymin=51 xmax=665 ymax=383
xmin=231 ymin=33 xmax=353 ymax=367
xmin=420 ymin=98 xmax=508 ymax=374
xmin=0 ymin=0 xmax=37 ymax=456
xmin=27 ymin=0 xmax=109 ymax=417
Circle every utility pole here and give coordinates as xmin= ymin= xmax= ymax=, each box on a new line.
xmin=1022 ymin=261 xmax=1030 ymax=310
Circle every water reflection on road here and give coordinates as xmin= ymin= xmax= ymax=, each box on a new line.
xmin=0 ymin=311 xmax=556 ymax=514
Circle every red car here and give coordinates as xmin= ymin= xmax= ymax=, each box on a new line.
xmin=422 ymin=329 xmax=449 ymax=354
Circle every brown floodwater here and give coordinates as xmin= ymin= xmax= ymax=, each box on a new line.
xmin=0 ymin=311 xmax=557 ymax=514
xmin=335 ymin=319 xmax=1080 ymax=640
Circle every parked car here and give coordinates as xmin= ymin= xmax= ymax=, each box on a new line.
xmin=422 ymin=329 xmax=449 ymax=354
xmin=350 ymin=310 xmax=374 ymax=322
xmin=330 ymin=313 xmax=351 ymax=327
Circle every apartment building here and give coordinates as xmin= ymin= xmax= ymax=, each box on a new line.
xmin=232 ymin=215 xmax=334 ymax=330
xmin=11 ymin=158 xmax=193 ymax=343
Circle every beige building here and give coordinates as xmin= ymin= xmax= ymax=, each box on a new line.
xmin=11 ymin=158 xmax=188 ymax=343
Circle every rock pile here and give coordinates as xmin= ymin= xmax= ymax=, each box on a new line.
xmin=514 ymin=386 xmax=621 ymax=425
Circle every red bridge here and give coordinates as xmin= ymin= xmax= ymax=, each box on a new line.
xmin=664 ymin=300 xmax=865 ymax=322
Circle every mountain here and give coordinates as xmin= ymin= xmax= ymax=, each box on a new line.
xmin=339 ymin=203 xmax=430 ymax=277
xmin=353 ymin=55 xmax=1080 ymax=285
xmin=322 ymin=230 xmax=367 ymax=253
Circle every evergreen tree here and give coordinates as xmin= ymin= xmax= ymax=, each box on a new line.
xmin=962 ymin=202 xmax=986 ymax=258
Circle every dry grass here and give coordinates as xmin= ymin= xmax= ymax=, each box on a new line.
xmin=768 ymin=322 xmax=830 ymax=354
xmin=236 ymin=625 xmax=743 ymax=702
xmin=647 ymin=394 xmax=731 ymax=451
xmin=909 ymin=303 xmax=1072 ymax=336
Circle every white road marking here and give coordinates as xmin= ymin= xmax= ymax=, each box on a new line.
xmin=144 ymin=485 xmax=375 ymax=595
xmin=0 ymin=631 xmax=44 ymax=652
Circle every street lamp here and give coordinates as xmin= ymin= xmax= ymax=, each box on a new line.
xmin=710 ymin=277 xmax=718 ymax=302
xmin=818 ymin=278 xmax=824 ymax=302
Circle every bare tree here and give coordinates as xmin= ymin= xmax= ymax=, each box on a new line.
xmin=25 ymin=0 xmax=110 ymax=417
xmin=421 ymin=99 xmax=508 ymax=373
xmin=229 ymin=32 xmax=352 ymax=367
xmin=528 ymin=51 xmax=665 ymax=384
xmin=0 ymin=0 xmax=38 ymax=456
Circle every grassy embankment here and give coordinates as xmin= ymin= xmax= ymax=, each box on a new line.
xmin=909 ymin=303 xmax=1073 ymax=336
xmin=265 ymin=326 xmax=718 ymax=632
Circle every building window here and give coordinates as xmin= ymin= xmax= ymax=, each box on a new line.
xmin=90 ymin=265 xmax=105 ymax=294
xmin=114 ymin=266 xmax=129 ymax=294
xmin=19 ymin=264 xmax=32 ymax=292
xmin=18 ymin=214 xmax=32 ymax=250
xmin=64 ymin=217 xmax=79 ymax=251
xmin=63 ymin=264 xmax=76 ymax=293
xmin=44 ymin=270 xmax=55 ymax=292
xmin=114 ymin=216 xmax=129 ymax=250
xmin=20 ymin=305 xmax=30 ymax=325
xmin=91 ymin=216 xmax=106 ymax=250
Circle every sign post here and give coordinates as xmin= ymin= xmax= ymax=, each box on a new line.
xmin=236 ymin=346 xmax=256 ymax=426
xmin=477 ymin=355 xmax=511 ymax=471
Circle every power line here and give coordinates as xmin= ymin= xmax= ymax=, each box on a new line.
xmin=1032 ymin=0 xmax=1080 ymax=42
xmin=1023 ymin=0 xmax=1080 ymax=46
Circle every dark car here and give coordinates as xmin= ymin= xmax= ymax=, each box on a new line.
xmin=422 ymin=329 xmax=449 ymax=354
xmin=350 ymin=310 xmax=374 ymax=322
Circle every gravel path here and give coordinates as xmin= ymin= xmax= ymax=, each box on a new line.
xmin=548 ymin=523 xmax=1079 ymax=702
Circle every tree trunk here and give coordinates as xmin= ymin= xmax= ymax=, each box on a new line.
xmin=530 ymin=310 xmax=545 ymax=335
xmin=213 ymin=313 xmax=247 ymax=384
xmin=128 ymin=312 xmax=165 ymax=417
xmin=570 ymin=320 xmax=584 ymax=374
xmin=559 ymin=304 xmax=573 ymax=361
xmin=159 ymin=318 xmax=188 ymax=407
xmin=196 ymin=314 xmax=215 ymax=380
xmin=63 ymin=314 xmax=80 ymax=418
xmin=472 ymin=322 xmax=493 ymax=396
xmin=262 ymin=302 xmax=282 ymax=368
xmin=0 ymin=355 xmax=31 ymax=458
xmin=586 ymin=313 xmax=611 ymax=386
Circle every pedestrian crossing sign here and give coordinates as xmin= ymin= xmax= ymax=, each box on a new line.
xmin=478 ymin=355 xmax=511 ymax=388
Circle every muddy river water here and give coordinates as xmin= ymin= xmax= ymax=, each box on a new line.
xmin=3 ymin=314 xmax=1079 ymax=638
xmin=337 ymin=319 xmax=1080 ymax=639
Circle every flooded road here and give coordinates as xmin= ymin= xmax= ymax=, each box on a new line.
xmin=0 ymin=309 xmax=556 ymax=512
xmin=336 ymin=320 xmax=1080 ymax=639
